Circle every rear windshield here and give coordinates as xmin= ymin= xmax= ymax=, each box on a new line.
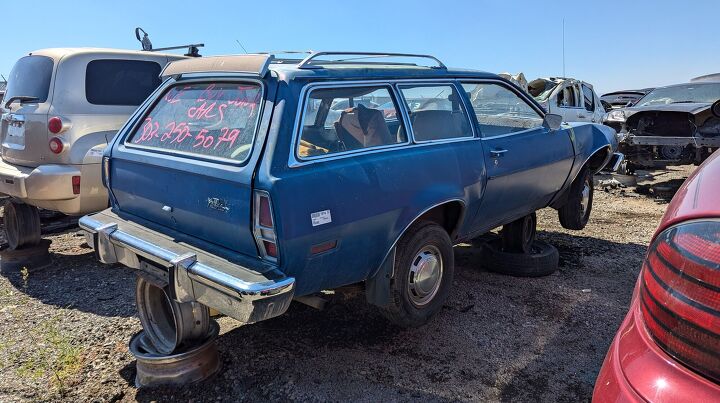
xmin=128 ymin=82 xmax=263 ymax=162
xmin=86 ymin=59 xmax=162 ymax=106
xmin=4 ymin=55 xmax=54 ymax=103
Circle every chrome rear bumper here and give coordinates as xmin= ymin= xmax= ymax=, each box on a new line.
xmin=79 ymin=209 xmax=295 ymax=324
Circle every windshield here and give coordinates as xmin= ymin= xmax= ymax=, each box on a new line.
xmin=528 ymin=80 xmax=558 ymax=101
xmin=637 ymin=83 xmax=720 ymax=107
xmin=127 ymin=82 xmax=263 ymax=163
xmin=4 ymin=55 xmax=54 ymax=103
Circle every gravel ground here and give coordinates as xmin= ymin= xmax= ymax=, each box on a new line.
xmin=0 ymin=166 xmax=694 ymax=402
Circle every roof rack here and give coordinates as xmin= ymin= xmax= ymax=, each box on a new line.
xmin=296 ymin=51 xmax=446 ymax=69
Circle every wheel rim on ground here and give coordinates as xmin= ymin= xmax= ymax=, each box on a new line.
xmin=407 ymin=245 xmax=443 ymax=307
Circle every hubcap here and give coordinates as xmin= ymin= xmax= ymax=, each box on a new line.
xmin=580 ymin=181 xmax=591 ymax=214
xmin=407 ymin=245 xmax=443 ymax=306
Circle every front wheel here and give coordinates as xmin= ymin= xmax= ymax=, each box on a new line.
xmin=380 ymin=221 xmax=454 ymax=328
xmin=558 ymin=168 xmax=593 ymax=230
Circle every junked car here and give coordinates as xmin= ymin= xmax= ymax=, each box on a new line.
xmin=593 ymin=101 xmax=720 ymax=402
xmin=528 ymin=77 xmax=607 ymax=123
xmin=600 ymin=88 xmax=653 ymax=110
xmin=0 ymin=48 xmax=186 ymax=249
xmin=604 ymin=81 xmax=720 ymax=171
xmin=79 ymin=52 xmax=616 ymax=348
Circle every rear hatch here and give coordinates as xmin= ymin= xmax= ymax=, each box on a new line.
xmin=1 ymin=55 xmax=55 ymax=167
xmin=109 ymin=80 xmax=270 ymax=256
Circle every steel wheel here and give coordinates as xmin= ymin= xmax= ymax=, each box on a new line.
xmin=580 ymin=180 xmax=591 ymax=216
xmin=407 ymin=245 xmax=443 ymax=307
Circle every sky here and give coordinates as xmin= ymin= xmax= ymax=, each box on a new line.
xmin=1 ymin=0 xmax=718 ymax=95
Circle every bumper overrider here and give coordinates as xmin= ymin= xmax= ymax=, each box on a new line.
xmin=79 ymin=209 xmax=295 ymax=324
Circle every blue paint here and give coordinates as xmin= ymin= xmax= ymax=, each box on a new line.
xmin=104 ymin=63 xmax=615 ymax=297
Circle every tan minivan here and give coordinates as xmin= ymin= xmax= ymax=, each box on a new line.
xmin=0 ymin=48 xmax=185 ymax=249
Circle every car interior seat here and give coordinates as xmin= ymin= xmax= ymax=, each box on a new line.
xmin=334 ymin=105 xmax=394 ymax=150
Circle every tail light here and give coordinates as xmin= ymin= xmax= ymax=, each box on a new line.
xmin=49 ymin=137 xmax=64 ymax=154
xmin=48 ymin=116 xmax=63 ymax=134
xmin=253 ymin=190 xmax=278 ymax=262
xmin=639 ymin=220 xmax=720 ymax=382
xmin=71 ymin=176 xmax=81 ymax=195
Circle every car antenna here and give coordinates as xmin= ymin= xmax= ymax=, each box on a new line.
xmin=235 ymin=39 xmax=249 ymax=54
xmin=562 ymin=18 xmax=566 ymax=78
xmin=135 ymin=27 xmax=204 ymax=57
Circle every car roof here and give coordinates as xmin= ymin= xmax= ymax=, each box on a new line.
xmin=161 ymin=53 xmax=500 ymax=82
xmin=28 ymin=47 xmax=187 ymax=60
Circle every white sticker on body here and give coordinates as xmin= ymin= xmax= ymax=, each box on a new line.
xmin=311 ymin=210 xmax=332 ymax=227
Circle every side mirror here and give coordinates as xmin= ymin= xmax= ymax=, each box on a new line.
xmin=712 ymin=100 xmax=720 ymax=118
xmin=543 ymin=113 xmax=563 ymax=130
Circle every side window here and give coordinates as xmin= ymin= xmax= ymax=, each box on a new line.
xmin=297 ymin=86 xmax=406 ymax=158
xmin=557 ymin=84 xmax=578 ymax=108
xmin=461 ymin=82 xmax=544 ymax=137
xmin=86 ymin=59 xmax=162 ymax=106
xmin=399 ymin=84 xmax=473 ymax=141
xmin=582 ymin=84 xmax=595 ymax=112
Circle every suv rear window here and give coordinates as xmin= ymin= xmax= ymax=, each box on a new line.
xmin=128 ymin=82 xmax=262 ymax=162
xmin=86 ymin=60 xmax=161 ymax=106
xmin=5 ymin=55 xmax=54 ymax=103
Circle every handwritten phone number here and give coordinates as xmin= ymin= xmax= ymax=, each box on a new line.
xmin=133 ymin=118 xmax=241 ymax=150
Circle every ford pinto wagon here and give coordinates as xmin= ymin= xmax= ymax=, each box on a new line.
xmin=80 ymin=52 xmax=617 ymax=330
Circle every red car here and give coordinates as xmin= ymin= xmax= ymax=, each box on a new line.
xmin=593 ymin=116 xmax=720 ymax=400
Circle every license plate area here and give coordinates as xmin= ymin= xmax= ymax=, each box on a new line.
xmin=4 ymin=115 xmax=26 ymax=149
xmin=138 ymin=260 xmax=170 ymax=288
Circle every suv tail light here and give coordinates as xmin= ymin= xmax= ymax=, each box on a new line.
xmin=49 ymin=137 xmax=64 ymax=154
xmin=48 ymin=116 xmax=63 ymax=134
xmin=253 ymin=191 xmax=278 ymax=262
xmin=639 ymin=220 xmax=720 ymax=382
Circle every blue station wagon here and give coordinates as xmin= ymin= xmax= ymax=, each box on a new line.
xmin=80 ymin=52 xmax=616 ymax=343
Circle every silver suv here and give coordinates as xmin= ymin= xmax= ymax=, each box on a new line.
xmin=0 ymin=48 xmax=185 ymax=249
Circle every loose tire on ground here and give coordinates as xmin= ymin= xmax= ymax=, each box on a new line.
xmin=3 ymin=201 xmax=41 ymax=250
xmin=481 ymin=239 xmax=559 ymax=277
xmin=380 ymin=221 xmax=454 ymax=328
xmin=558 ymin=168 xmax=593 ymax=230
xmin=501 ymin=212 xmax=537 ymax=254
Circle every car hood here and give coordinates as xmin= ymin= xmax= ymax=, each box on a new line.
xmin=624 ymin=102 xmax=711 ymax=116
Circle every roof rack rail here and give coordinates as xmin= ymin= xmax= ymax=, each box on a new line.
xmin=296 ymin=51 xmax=446 ymax=69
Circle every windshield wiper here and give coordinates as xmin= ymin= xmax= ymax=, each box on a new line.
xmin=670 ymin=101 xmax=696 ymax=104
xmin=4 ymin=95 xmax=39 ymax=109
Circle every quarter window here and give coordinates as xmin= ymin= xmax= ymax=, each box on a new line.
xmin=461 ymin=83 xmax=543 ymax=137
xmin=86 ymin=59 xmax=162 ymax=106
xmin=298 ymin=86 xmax=405 ymax=158
xmin=399 ymin=85 xmax=473 ymax=141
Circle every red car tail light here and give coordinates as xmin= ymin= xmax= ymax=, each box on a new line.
xmin=253 ymin=191 xmax=278 ymax=262
xmin=49 ymin=137 xmax=64 ymax=154
xmin=71 ymin=176 xmax=81 ymax=195
xmin=639 ymin=220 xmax=720 ymax=383
xmin=48 ymin=116 xmax=63 ymax=134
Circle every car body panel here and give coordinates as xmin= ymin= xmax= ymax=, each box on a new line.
xmin=92 ymin=54 xmax=616 ymax=313
xmin=0 ymin=48 xmax=185 ymax=215
xmin=594 ymin=150 xmax=720 ymax=402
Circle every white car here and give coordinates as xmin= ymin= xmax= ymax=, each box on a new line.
xmin=528 ymin=77 xmax=607 ymax=123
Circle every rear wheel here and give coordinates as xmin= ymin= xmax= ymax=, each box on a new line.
xmin=380 ymin=221 xmax=454 ymax=328
xmin=3 ymin=201 xmax=41 ymax=250
xmin=558 ymin=168 xmax=593 ymax=230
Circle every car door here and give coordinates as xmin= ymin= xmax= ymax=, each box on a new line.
xmin=580 ymin=83 xmax=600 ymax=123
xmin=461 ymin=81 xmax=575 ymax=230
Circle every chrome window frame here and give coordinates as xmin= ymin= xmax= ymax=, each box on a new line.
xmin=459 ymin=78 xmax=547 ymax=140
xmin=396 ymin=81 xmax=476 ymax=144
xmin=122 ymin=77 xmax=266 ymax=166
xmin=288 ymin=79 xmax=479 ymax=168
xmin=291 ymin=82 xmax=411 ymax=163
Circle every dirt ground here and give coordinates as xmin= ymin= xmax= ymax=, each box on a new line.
xmin=0 ymin=166 xmax=694 ymax=402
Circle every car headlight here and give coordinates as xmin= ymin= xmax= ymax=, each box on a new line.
xmin=606 ymin=110 xmax=626 ymax=121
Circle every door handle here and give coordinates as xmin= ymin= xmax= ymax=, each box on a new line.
xmin=578 ymin=114 xmax=587 ymax=119
xmin=490 ymin=149 xmax=508 ymax=158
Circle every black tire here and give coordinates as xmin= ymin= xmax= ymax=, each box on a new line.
xmin=501 ymin=212 xmax=537 ymax=253
xmin=482 ymin=239 xmax=559 ymax=277
xmin=3 ymin=201 xmax=41 ymax=250
xmin=380 ymin=221 xmax=454 ymax=328
xmin=558 ymin=168 xmax=593 ymax=230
